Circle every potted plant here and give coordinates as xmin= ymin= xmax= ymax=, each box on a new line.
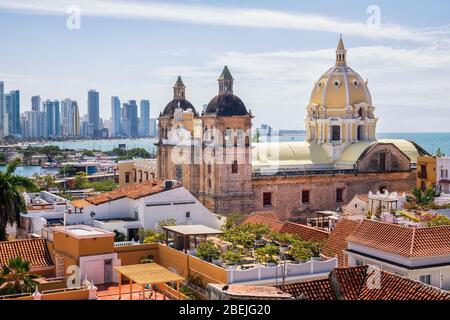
xmin=255 ymin=244 xmax=279 ymax=266
xmin=222 ymin=250 xmax=243 ymax=267
xmin=196 ymin=240 xmax=220 ymax=263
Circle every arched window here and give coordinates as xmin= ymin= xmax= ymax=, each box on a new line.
xmin=358 ymin=108 xmax=363 ymax=118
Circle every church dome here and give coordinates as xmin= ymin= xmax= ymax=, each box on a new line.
xmin=163 ymin=99 xmax=195 ymax=116
xmin=204 ymin=66 xmax=249 ymax=117
xmin=309 ymin=37 xmax=372 ymax=109
xmin=205 ymin=94 xmax=248 ymax=116
xmin=162 ymin=76 xmax=196 ymax=116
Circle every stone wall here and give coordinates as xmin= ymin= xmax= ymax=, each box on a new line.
xmin=252 ymin=171 xmax=416 ymax=220
xmin=357 ymin=143 xmax=411 ymax=173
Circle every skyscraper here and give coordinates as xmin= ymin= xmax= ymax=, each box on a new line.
xmin=128 ymin=100 xmax=139 ymax=138
xmin=31 ymin=95 xmax=41 ymax=112
xmin=149 ymin=118 xmax=157 ymax=137
xmin=88 ymin=90 xmax=100 ymax=137
xmin=61 ymin=99 xmax=80 ymax=137
xmin=43 ymin=100 xmax=61 ymax=138
xmin=22 ymin=111 xmax=46 ymax=139
xmin=69 ymin=101 xmax=80 ymax=137
xmin=5 ymin=90 xmax=20 ymax=136
xmin=111 ymin=96 xmax=121 ymax=137
xmin=0 ymin=81 xmax=4 ymax=139
xmin=139 ymin=100 xmax=150 ymax=137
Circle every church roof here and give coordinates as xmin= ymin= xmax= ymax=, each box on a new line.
xmin=252 ymin=139 xmax=423 ymax=170
xmin=309 ymin=37 xmax=372 ymax=109
xmin=337 ymin=139 xmax=422 ymax=166
xmin=162 ymin=99 xmax=195 ymax=116
xmin=205 ymin=94 xmax=248 ymax=117
xmin=218 ymin=65 xmax=233 ymax=80
xmin=252 ymin=141 xmax=332 ymax=169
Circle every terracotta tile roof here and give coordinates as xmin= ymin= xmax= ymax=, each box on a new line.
xmin=279 ymin=278 xmax=336 ymax=300
xmin=250 ymin=211 xmax=280 ymax=221
xmin=346 ymin=219 xmax=450 ymax=258
xmin=242 ymin=214 xmax=284 ymax=233
xmin=242 ymin=214 xmax=329 ymax=242
xmin=71 ymin=199 xmax=92 ymax=209
xmin=322 ymin=219 xmax=361 ymax=266
xmin=71 ymin=179 xmax=180 ymax=208
xmin=279 ymin=266 xmax=450 ymax=300
xmin=280 ymin=222 xmax=329 ymax=242
xmin=0 ymin=238 xmax=54 ymax=270
xmin=355 ymin=194 xmax=369 ymax=202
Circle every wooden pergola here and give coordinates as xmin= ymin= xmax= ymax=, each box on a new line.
xmin=162 ymin=225 xmax=224 ymax=253
xmin=114 ymin=263 xmax=185 ymax=300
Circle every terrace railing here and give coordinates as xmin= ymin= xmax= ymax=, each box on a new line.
xmin=227 ymin=258 xmax=338 ymax=284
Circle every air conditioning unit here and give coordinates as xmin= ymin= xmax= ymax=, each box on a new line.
xmin=164 ymin=180 xmax=177 ymax=190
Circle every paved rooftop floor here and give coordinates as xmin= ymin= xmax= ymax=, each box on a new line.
xmin=96 ymin=283 xmax=171 ymax=300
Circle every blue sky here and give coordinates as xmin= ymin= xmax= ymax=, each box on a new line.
xmin=1 ymin=0 xmax=450 ymax=131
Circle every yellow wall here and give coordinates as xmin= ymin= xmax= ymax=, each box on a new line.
xmin=40 ymin=289 xmax=90 ymax=300
xmin=52 ymin=229 xmax=114 ymax=275
xmin=416 ymin=156 xmax=436 ymax=190
xmin=115 ymin=243 xmax=228 ymax=285
xmin=115 ymin=243 xmax=160 ymax=265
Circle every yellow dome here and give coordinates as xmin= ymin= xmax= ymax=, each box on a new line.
xmin=309 ymin=37 xmax=372 ymax=109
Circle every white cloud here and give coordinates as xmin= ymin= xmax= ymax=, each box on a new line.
xmin=142 ymin=44 xmax=450 ymax=131
xmin=0 ymin=0 xmax=447 ymax=44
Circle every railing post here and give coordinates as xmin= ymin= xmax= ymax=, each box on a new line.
xmin=32 ymin=287 xmax=42 ymax=300
xmin=88 ymin=282 xmax=97 ymax=300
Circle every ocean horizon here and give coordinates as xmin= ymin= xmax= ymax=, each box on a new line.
xmin=29 ymin=131 xmax=450 ymax=156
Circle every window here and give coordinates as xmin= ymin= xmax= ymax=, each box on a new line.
xmin=186 ymin=211 xmax=191 ymax=218
xmin=419 ymin=164 xmax=427 ymax=179
xmin=331 ymin=125 xmax=341 ymax=142
xmin=263 ymin=192 xmax=272 ymax=207
xmin=441 ymin=169 xmax=448 ymax=178
xmin=145 ymin=172 xmax=149 ymax=181
xmin=355 ymin=259 xmax=364 ymax=266
xmin=336 ymin=188 xmax=344 ymax=203
xmin=208 ymin=164 xmax=211 ymax=174
xmin=379 ymin=186 xmax=387 ymax=193
xmin=379 ymin=152 xmax=386 ymax=171
xmin=420 ymin=275 xmax=431 ymax=285
xmin=231 ymin=160 xmax=238 ymax=174
xmin=125 ymin=173 xmax=130 ymax=184
xmin=302 ymin=190 xmax=310 ymax=204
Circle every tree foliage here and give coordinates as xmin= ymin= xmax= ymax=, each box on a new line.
xmin=0 ymin=159 xmax=37 ymax=241
xmin=0 ymin=256 xmax=39 ymax=295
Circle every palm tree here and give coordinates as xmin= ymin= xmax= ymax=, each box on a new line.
xmin=0 ymin=256 xmax=39 ymax=295
xmin=0 ymin=159 xmax=37 ymax=241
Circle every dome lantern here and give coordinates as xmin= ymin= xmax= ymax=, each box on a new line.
xmin=336 ymin=35 xmax=347 ymax=66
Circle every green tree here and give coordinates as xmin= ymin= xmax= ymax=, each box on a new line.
xmin=0 ymin=256 xmax=39 ymax=295
xmin=196 ymin=241 xmax=220 ymax=262
xmin=41 ymin=145 xmax=62 ymax=162
xmin=223 ymin=212 xmax=244 ymax=230
xmin=73 ymin=172 xmax=88 ymax=190
xmin=86 ymin=179 xmax=118 ymax=192
xmin=59 ymin=164 xmax=78 ymax=177
xmin=435 ymin=148 xmax=445 ymax=157
xmin=427 ymin=215 xmax=450 ymax=227
xmin=0 ymin=159 xmax=37 ymax=241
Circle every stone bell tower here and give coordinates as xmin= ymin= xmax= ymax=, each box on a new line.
xmin=199 ymin=66 xmax=254 ymax=215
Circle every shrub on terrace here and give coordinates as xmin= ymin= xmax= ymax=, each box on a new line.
xmin=254 ymin=244 xmax=280 ymax=264
xmin=196 ymin=241 xmax=220 ymax=262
